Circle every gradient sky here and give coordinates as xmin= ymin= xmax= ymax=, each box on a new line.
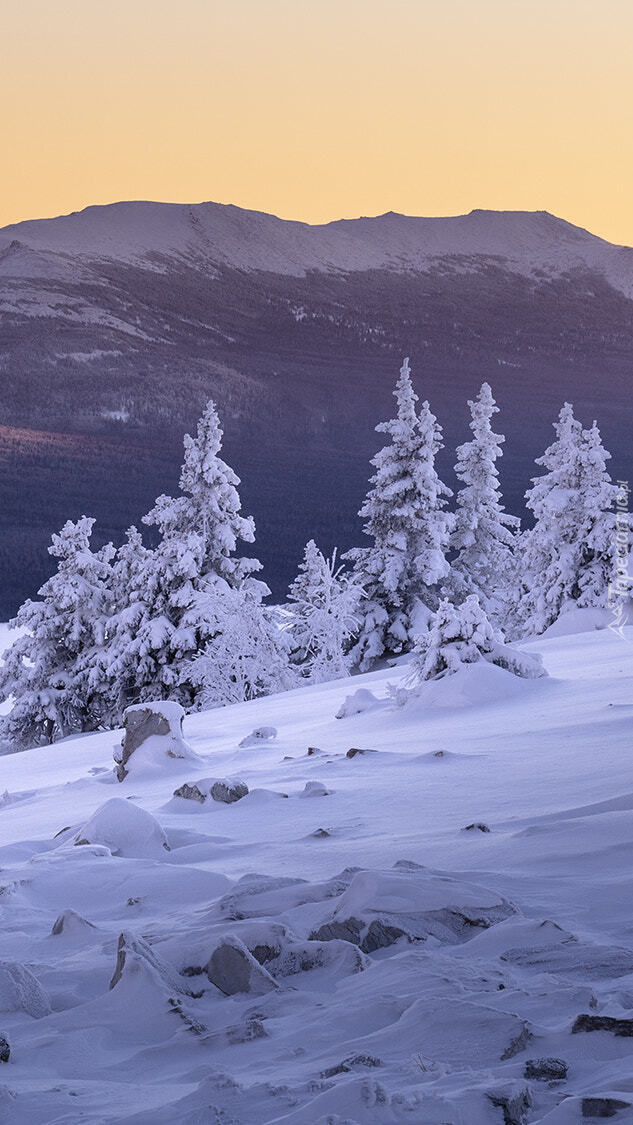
xmin=2 ymin=0 xmax=633 ymax=244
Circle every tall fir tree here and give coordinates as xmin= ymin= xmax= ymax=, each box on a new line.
xmin=102 ymin=401 xmax=293 ymax=712
xmin=345 ymin=358 xmax=453 ymax=669
xmin=145 ymin=400 xmax=262 ymax=589
xmin=518 ymin=403 xmax=623 ymax=635
xmin=287 ymin=540 xmax=364 ymax=683
xmin=444 ymin=382 xmax=519 ymax=630
xmin=0 ymin=518 xmax=114 ymax=747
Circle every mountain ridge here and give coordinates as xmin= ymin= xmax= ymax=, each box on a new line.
xmin=2 ymin=201 xmax=633 ymax=295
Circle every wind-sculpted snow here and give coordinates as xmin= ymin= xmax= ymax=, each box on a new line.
xmin=0 ymin=621 xmax=632 ymax=1122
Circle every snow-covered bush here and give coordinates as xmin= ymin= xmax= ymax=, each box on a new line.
xmin=0 ymin=518 xmax=114 ymax=747
xmin=518 ymin=405 xmax=626 ymax=636
xmin=184 ymin=579 xmax=295 ymax=708
xmin=443 ymin=383 xmax=519 ymax=630
xmin=346 ymin=358 xmax=453 ymax=669
xmin=287 ymin=541 xmax=364 ymax=683
xmin=406 ymin=596 xmax=546 ymax=690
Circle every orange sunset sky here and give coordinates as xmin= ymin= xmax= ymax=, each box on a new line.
xmin=2 ymin=0 xmax=632 ymax=244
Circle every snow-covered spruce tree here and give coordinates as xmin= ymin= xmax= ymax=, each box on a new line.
xmin=444 ymin=383 xmax=519 ymax=630
xmin=103 ymin=401 xmax=293 ymax=712
xmin=88 ymin=525 xmax=158 ymax=726
xmin=287 ymin=540 xmax=364 ymax=683
xmin=405 ymin=595 xmax=545 ymax=690
xmin=517 ymin=404 xmax=623 ymax=636
xmin=345 ymin=357 xmax=453 ymax=670
xmin=0 ymin=518 xmax=114 ymax=747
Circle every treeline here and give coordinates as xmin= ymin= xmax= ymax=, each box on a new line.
xmin=0 ymin=358 xmax=627 ymax=749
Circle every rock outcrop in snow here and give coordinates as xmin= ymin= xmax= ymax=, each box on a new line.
xmin=115 ymin=702 xmax=200 ymax=781
xmin=310 ymin=866 xmax=515 ymax=952
xmin=173 ymin=777 xmax=250 ymax=805
xmin=206 ymin=936 xmax=279 ymax=997
xmin=110 ymin=931 xmax=194 ymax=996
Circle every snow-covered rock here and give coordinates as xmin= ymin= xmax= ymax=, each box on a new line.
xmin=50 ymin=908 xmax=97 ymax=937
xmin=210 ymin=779 xmax=249 ymax=804
xmin=310 ymin=866 xmax=514 ymax=952
xmin=114 ymin=701 xmax=200 ymax=781
xmin=172 ymin=780 xmax=208 ymax=804
xmin=110 ymin=931 xmax=193 ymax=997
xmin=0 ymin=963 xmax=50 ymax=1018
xmin=206 ymin=936 xmax=279 ymax=996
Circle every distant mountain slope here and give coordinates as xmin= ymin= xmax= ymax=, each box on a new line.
xmin=3 ymin=201 xmax=633 ymax=290
xmin=0 ymin=202 xmax=631 ymax=616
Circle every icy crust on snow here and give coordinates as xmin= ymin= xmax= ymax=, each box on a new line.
xmin=0 ymin=626 xmax=632 ymax=1122
xmin=1 ymin=201 xmax=633 ymax=295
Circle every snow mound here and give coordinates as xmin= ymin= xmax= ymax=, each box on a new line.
xmin=71 ymin=797 xmax=170 ymax=858
xmin=335 ymin=688 xmax=382 ymax=719
xmin=300 ymin=781 xmax=331 ymax=798
xmin=540 ymin=603 xmax=615 ymax=637
xmin=239 ymin=726 xmax=277 ymax=747
xmin=0 ymin=626 xmax=630 ymax=1121
xmin=410 ymin=658 xmax=548 ymax=708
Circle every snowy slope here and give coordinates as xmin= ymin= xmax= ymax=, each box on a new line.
xmin=2 ymin=201 xmax=633 ymax=294
xmin=0 ymin=623 xmax=632 ymax=1122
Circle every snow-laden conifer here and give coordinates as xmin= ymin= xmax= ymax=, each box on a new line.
xmin=145 ymin=400 xmax=262 ymax=588
xmin=444 ymin=383 xmax=519 ymax=628
xmin=406 ymin=595 xmax=545 ymax=689
xmin=518 ymin=404 xmax=623 ymax=635
xmin=0 ymin=518 xmax=114 ymax=747
xmin=88 ymin=525 xmax=157 ymax=724
xmin=288 ymin=540 xmax=364 ymax=683
xmin=346 ymin=358 xmax=453 ymax=669
xmin=105 ymin=401 xmax=293 ymax=711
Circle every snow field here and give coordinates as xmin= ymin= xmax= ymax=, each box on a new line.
xmin=0 ymin=623 xmax=631 ymax=1122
